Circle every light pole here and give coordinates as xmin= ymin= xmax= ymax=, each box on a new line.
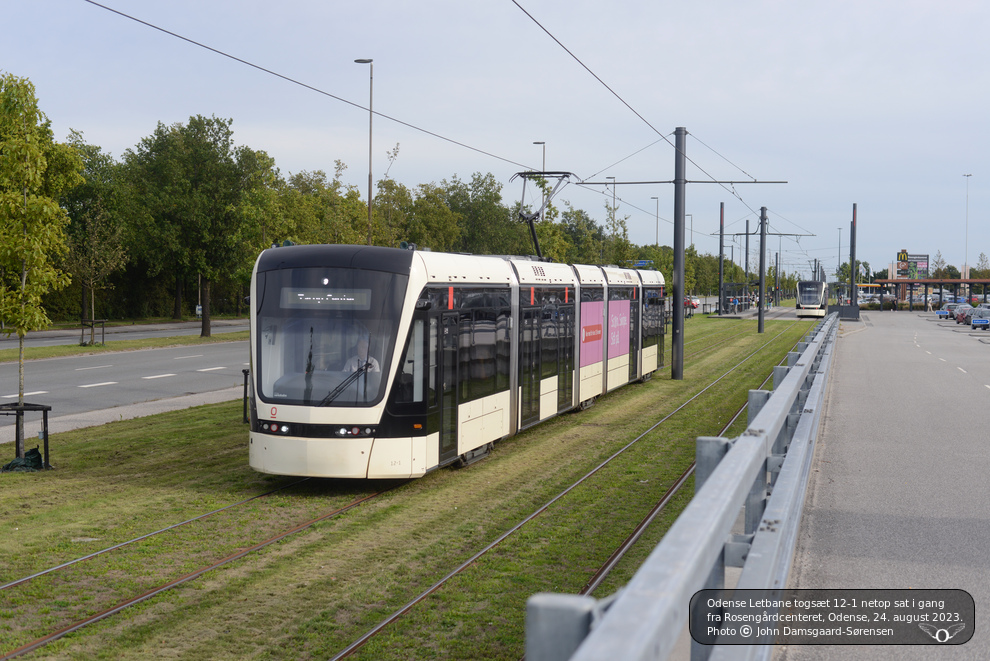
xmin=686 ymin=213 xmax=693 ymax=247
xmin=355 ymin=58 xmax=373 ymax=245
xmin=651 ymin=196 xmax=659 ymax=247
xmin=837 ymin=227 xmax=842 ymax=301
xmin=964 ymin=173 xmax=972 ymax=279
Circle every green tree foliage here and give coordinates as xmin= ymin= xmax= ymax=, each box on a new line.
xmin=406 ymin=183 xmax=462 ymax=251
xmin=447 ymin=173 xmax=527 ymax=255
xmin=0 ymin=72 xmax=83 ymax=452
xmin=124 ymin=115 xmax=268 ymax=335
xmin=61 ymin=130 xmax=129 ymax=340
xmin=6 ymin=98 xmax=834 ymax=327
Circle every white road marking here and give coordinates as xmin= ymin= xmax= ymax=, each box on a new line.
xmin=196 ymin=367 xmax=227 ymax=372
xmin=142 ymin=374 xmax=176 ymax=380
xmin=75 ymin=364 xmax=112 ymax=371
xmin=958 ymin=367 xmax=967 ymax=374
xmin=174 ymin=354 xmax=204 ymax=360
xmin=2 ymin=391 xmax=47 ymax=399
xmin=79 ymin=382 xmax=117 ymax=388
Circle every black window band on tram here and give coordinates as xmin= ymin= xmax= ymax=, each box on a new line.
xmin=256 ymin=244 xmax=415 ymax=275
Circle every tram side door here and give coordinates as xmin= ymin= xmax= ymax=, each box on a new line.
xmin=520 ymin=307 xmax=541 ymax=427
xmin=439 ymin=312 xmax=459 ymax=464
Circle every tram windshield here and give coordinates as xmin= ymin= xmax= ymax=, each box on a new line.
xmin=255 ymin=267 xmax=408 ymax=407
xmin=797 ymin=282 xmax=825 ymax=306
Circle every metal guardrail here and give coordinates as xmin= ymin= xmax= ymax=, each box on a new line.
xmin=526 ymin=313 xmax=840 ymax=661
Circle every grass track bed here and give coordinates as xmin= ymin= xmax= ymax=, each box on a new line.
xmin=0 ymin=317 xmax=811 ymax=660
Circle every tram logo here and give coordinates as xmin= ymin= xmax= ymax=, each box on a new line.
xmin=918 ymin=623 xmax=965 ymax=643
xmin=582 ymin=324 xmax=602 ymax=343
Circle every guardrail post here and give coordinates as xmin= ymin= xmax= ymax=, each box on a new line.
xmin=691 ymin=556 xmax=724 ymax=661
xmin=772 ymin=365 xmax=790 ymax=390
xmin=526 ymin=593 xmax=599 ymax=661
xmin=745 ymin=391 xmax=771 ymax=535
xmin=786 ymin=351 xmax=800 ymax=367
xmin=747 ymin=390 xmax=770 ymax=425
xmin=696 ymin=437 xmax=732 ymax=491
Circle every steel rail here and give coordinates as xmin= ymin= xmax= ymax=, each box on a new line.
xmin=0 ymin=478 xmax=312 ymax=592
xmin=329 ymin=322 xmax=800 ymax=660
xmin=0 ymin=489 xmax=392 ymax=661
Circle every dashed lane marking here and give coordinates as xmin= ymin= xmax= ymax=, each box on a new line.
xmin=2 ymin=391 xmax=47 ymax=398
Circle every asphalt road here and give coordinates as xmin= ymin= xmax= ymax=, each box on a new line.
xmin=0 ymin=319 xmax=249 ymax=348
xmin=781 ymin=311 xmax=990 ymax=660
xmin=0 ymin=336 xmax=249 ymax=445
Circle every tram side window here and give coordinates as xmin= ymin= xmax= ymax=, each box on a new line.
xmin=495 ymin=308 xmax=510 ymax=391
xmin=459 ymin=308 xmax=504 ymax=402
xmin=643 ymin=289 xmax=663 ymax=348
xmin=393 ymin=318 xmax=425 ymax=404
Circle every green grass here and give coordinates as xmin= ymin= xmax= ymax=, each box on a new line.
xmin=0 ymin=318 xmax=813 ymax=660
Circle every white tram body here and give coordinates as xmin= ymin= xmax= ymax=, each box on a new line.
xmin=795 ymin=280 xmax=827 ymax=318
xmin=248 ymin=245 xmax=665 ymax=479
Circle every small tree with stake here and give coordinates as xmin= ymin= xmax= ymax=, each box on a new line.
xmin=0 ymin=72 xmax=82 ymax=456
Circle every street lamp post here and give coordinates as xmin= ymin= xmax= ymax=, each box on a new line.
xmin=651 ymin=196 xmax=659 ymax=247
xmin=355 ymin=59 xmax=373 ymax=245
xmin=964 ymin=173 xmax=972 ymax=280
xmin=686 ymin=213 xmax=693 ymax=247
xmin=837 ymin=227 xmax=842 ymax=303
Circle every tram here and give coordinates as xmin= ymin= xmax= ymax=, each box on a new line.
xmin=795 ymin=280 xmax=827 ymax=318
xmin=248 ymin=244 xmax=665 ymax=479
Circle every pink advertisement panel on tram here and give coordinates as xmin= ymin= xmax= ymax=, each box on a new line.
xmin=580 ymin=301 xmax=603 ymax=366
xmin=608 ymin=300 xmax=630 ymax=359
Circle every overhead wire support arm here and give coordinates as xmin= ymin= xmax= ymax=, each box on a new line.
xmin=511 ymin=171 xmax=574 ymax=260
xmin=580 ymin=180 xmax=787 ymax=186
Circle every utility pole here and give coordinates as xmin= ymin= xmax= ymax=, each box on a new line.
xmin=718 ymin=202 xmax=725 ymax=315
xmin=758 ymin=207 xmax=767 ymax=333
xmin=672 ymin=127 xmax=686 ymax=380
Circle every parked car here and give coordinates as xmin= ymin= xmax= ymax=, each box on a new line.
xmin=939 ymin=302 xmax=963 ymax=320
xmin=956 ymin=305 xmax=976 ymax=324
xmin=684 ymin=297 xmax=698 ymax=309
xmin=970 ymin=308 xmax=990 ymax=330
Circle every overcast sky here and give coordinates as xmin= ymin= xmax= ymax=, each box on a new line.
xmin=5 ymin=0 xmax=988 ymax=280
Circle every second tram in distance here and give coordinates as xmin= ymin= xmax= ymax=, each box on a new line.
xmin=248 ymin=244 xmax=665 ymax=479
xmin=795 ymin=280 xmax=827 ymax=318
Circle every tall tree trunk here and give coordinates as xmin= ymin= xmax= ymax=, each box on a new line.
xmin=90 ymin=285 xmax=96 ymax=345
xmin=173 ymin=271 xmax=183 ymax=320
xmin=200 ymin=278 xmax=211 ymax=337
xmin=80 ymin=282 xmax=87 ymax=345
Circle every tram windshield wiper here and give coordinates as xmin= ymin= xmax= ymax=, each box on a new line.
xmin=318 ymin=362 xmax=372 ymax=406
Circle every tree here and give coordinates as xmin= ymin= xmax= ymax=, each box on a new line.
xmin=446 ymin=173 xmax=525 ymax=255
xmin=406 ymin=183 xmax=462 ymax=251
xmin=61 ymin=131 xmax=129 ymax=342
xmin=931 ymin=251 xmax=947 ymax=279
xmin=561 ymin=205 xmax=604 ymax=264
xmin=0 ymin=72 xmax=83 ymax=454
xmin=125 ymin=115 xmax=257 ymax=336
